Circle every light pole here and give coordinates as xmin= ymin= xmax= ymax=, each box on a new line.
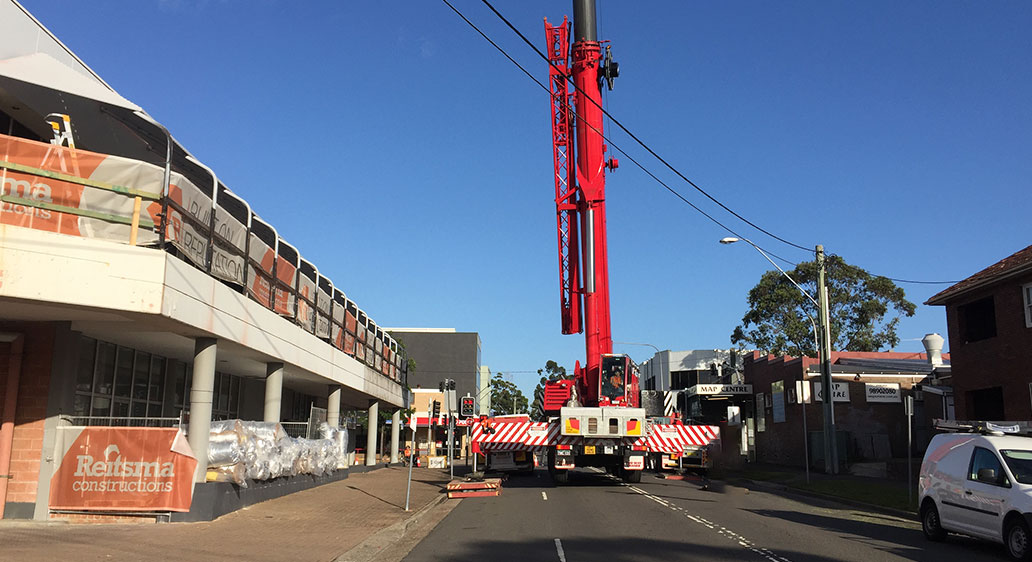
xmin=720 ymin=237 xmax=836 ymax=475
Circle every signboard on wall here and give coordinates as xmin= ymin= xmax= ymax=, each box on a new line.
xmin=812 ymin=381 xmax=850 ymax=403
xmin=865 ymin=383 xmax=901 ymax=403
xmin=49 ymin=427 xmax=197 ymax=512
xmin=685 ymin=384 xmax=752 ymax=398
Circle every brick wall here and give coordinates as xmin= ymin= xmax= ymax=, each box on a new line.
xmin=745 ymin=351 xmax=934 ymax=468
xmin=944 ymin=273 xmax=1032 ymax=420
xmin=50 ymin=512 xmax=163 ymax=524
xmin=0 ymin=322 xmax=56 ymax=513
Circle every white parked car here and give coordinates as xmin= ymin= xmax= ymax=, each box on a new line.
xmin=919 ymin=422 xmax=1032 ymax=560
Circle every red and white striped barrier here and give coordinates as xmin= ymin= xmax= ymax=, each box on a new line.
xmin=642 ymin=424 xmax=720 ymax=453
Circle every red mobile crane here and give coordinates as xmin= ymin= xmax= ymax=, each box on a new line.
xmin=539 ymin=0 xmax=648 ymax=484
xmin=471 ymin=0 xmax=719 ymax=485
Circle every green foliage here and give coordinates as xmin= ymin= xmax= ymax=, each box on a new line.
xmin=490 ymin=373 xmax=529 ymax=416
xmin=731 ymin=254 xmax=916 ymax=356
xmin=530 ymin=360 xmax=570 ymax=421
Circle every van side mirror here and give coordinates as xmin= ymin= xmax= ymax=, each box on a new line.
xmin=977 ymin=467 xmax=998 ymax=483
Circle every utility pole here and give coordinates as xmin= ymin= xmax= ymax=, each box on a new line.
xmin=817 ymin=245 xmax=838 ymax=474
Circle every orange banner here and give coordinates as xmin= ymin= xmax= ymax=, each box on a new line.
xmin=49 ymin=427 xmax=197 ymax=512
xmin=1 ymin=133 xmax=162 ymax=243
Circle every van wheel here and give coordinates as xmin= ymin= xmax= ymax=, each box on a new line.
xmin=1006 ymin=518 xmax=1031 ymax=561
xmin=921 ymin=501 xmax=947 ymax=542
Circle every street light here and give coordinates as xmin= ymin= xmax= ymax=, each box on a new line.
xmin=610 ymin=340 xmax=660 ymax=352
xmin=720 ymin=236 xmax=837 ymax=475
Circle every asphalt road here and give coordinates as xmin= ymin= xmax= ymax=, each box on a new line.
xmin=404 ymin=468 xmax=1011 ymax=562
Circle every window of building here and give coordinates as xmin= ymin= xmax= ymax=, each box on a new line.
xmin=958 ymin=296 xmax=997 ymax=343
xmin=74 ymin=336 xmax=241 ymax=423
xmin=969 ymin=386 xmax=1005 ymax=420
xmin=1023 ymin=283 xmax=1032 ymax=329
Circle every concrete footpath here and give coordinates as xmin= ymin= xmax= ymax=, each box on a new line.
xmin=0 ymin=465 xmax=458 ymax=562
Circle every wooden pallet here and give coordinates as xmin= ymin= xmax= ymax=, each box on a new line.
xmin=446 ymin=477 xmax=502 ymax=499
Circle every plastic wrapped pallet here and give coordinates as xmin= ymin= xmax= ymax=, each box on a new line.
xmin=209 ymin=463 xmax=248 ymax=487
xmin=207 ymin=431 xmax=246 ymax=467
xmin=240 ymin=420 xmax=287 ymax=443
xmin=209 ymin=419 xmax=247 ymax=437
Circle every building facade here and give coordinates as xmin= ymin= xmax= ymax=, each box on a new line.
xmin=0 ymin=3 xmax=405 ymax=520
xmin=387 ymin=329 xmax=482 ymax=413
xmin=744 ymin=348 xmax=950 ymax=472
xmin=926 ymin=244 xmax=1032 ymax=420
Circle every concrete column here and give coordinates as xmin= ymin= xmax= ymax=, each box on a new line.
xmin=327 ymin=385 xmax=341 ymax=428
xmin=366 ymin=401 xmax=379 ymax=466
xmin=264 ymin=362 xmax=283 ymax=423
xmin=390 ymin=409 xmax=401 ymax=463
xmin=188 ymin=338 xmax=217 ymax=483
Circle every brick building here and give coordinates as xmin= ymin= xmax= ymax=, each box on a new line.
xmin=926 ymin=244 xmax=1032 ymax=421
xmin=744 ymin=348 xmax=950 ymax=471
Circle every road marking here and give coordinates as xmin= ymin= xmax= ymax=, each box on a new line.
xmin=554 ymin=538 xmax=566 ymax=562
xmin=623 ymin=481 xmax=791 ymax=562
xmin=542 ymin=491 xmax=548 ymax=501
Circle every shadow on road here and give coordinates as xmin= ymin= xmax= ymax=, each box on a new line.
xmin=404 ymin=534 xmax=839 ymax=562
xmin=744 ymin=508 xmax=1010 ymax=561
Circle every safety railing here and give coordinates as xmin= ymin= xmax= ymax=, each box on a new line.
xmin=0 ymin=132 xmax=406 ymax=385
xmin=61 ymin=416 xmax=182 ymax=428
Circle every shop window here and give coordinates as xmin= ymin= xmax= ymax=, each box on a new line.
xmin=74 ymin=335 xmax=172 ymax=423
xmin=149 ymin=356 xmax=165 ymax=402
xmin=132 ymin=351 xmax=150 ymax=400
xmin=75 ymin=337 xmax=97 ymax=392
xmin=958 ymin=296 xmax=996 ymax=343
xmin=91 ymin=396 xmax=111 ymax=417
xmin=114 ymin=346 xmax=134 ymax=398
xmin=94 ymin=342 xmax=116 ymax=396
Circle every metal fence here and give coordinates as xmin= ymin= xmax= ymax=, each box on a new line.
xmin=61 ymin=416 xmax=182 ymax=428
xmin=281 ymin=422 xmax=308 ymax=438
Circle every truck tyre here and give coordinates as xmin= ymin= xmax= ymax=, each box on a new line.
xmin=920 ymin=500 xmax=946 ymax=542
xmin=1006 ymin=517 xmax=1031 ymax=561
xmin=623 ymin=470 xmax=641 ymax=483
xmin=552 ymin=470 xmax=569 ymax=485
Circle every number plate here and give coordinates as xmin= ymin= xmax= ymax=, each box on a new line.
xmin=515 ymin=452 xmax=527 ymax=461
xmin=583 ymin=445 xmax=596 ymax=455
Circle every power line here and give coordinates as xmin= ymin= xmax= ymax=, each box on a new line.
xmin=439 ymin=0 xmax=795 ymax=266
xmin=444 ymin=0 xmax=958 ymax=286
xmin=478 ymin=0 xmax=813 ymax=254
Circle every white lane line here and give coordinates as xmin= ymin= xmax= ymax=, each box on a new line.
xmin=542 ymin=491 xmax=548 ymax=501
xmin=625 ymin=484 xmax=790 ymax=562
xmin=554 ymin=538 xmax=566 ymax=562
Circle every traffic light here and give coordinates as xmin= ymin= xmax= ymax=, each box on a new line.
xmin=438 ymin=379 xmax=456 ymax=391
xmin=460 ymin=396 xmax=475 ymax=417
xmin=431 ymin=400 xmax=441 ymax=420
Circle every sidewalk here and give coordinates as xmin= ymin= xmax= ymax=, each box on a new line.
xmin=723 ymin=463 xmax=917 ymax=517
xmin=0 ymin=465 xmax=458 ymax=562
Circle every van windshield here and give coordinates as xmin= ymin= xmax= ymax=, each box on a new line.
xmin=1001 ymin=450 xmax=1032 ymax=484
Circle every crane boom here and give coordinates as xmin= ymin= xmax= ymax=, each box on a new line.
xmin=546 ymin=0 xmax=625 ymax=409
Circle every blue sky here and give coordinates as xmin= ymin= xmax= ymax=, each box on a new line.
xmin=20 ymin=1 xmax=1030 ymax=398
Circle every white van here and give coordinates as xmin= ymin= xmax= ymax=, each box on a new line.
xmin=918 ymin=422 xmax=1032 ymax=560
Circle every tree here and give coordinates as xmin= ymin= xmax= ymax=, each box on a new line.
xmin=731 ymin=254 xmax=916 ymax=356
xmin=530 ymin=360 xmax=570 ymax=421
xmin=490 ymin=373 xmax=529 ymax=415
